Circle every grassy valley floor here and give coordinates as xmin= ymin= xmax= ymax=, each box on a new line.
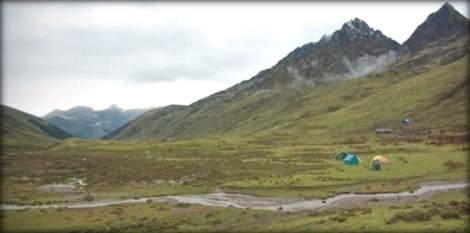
xmin=1 ymin=135 xmax=468 ymax=232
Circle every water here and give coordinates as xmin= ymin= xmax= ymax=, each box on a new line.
xmin=1 ymin=181 xmax=467 ymax=212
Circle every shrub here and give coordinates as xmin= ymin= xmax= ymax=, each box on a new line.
xmin=427 ymin=207 xmax=440 ymax=216
xmin=448 ymin=200 xmax=459 ymax=206
xmin=361 ymin=208 xmax=372 ymax=214
xmin=209 ymin=219 xmax=222 ymax=225
xmin=439 ymin=210 xmax=460 ymax=219
xmin=329 ymin=215 xmax=346 ymax=222
xmin=385 ymin=209 xmax=432 ymax=224
xmin=205 ymin=213 xmax=215 ymax=218
xmin=175 ymin=203 xmax=191 ymax=208
xmin=442 ymin=161 xmax=464 ymax=171
xmin=327 ymin=106 xmax=340 ymax=112
xmin=83 ymin=194 xmax=94 ymax=202
xmin=398 ymin=156 xmax=408 ymax=164
xmin=343 ymin=211 xmax=356 ymax=217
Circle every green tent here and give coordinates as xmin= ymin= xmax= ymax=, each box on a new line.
xmin=343 ymin=154 xmax=361 ymax=165
xmin=371 ymin=160 xmax=381 ymax=171
xmin=335 ymin=151 xmax=348 ymax=160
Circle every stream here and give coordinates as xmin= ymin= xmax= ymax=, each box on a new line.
xmin=1 ymin=181 xmax=467 ymax=212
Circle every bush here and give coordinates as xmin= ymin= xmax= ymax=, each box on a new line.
xmin=439 ymin=210 xmax=461 ymax=219
xmin=329 ymin=215 xmax=346 ymax=222
xmin=427 ymin=207 xmax=440 ymax=216
xmin=209 ymin=219 xmax=222 ymax=225
xmin=174 ymin=203 xmax=191 ymax=208
xmin=442 ymin=160 xmax=464 ymax=171
xmin=398 ymin=156 xmax=408 ymax=164
xmin=83 ymin=194 xmax=94 ymax=202
xmin=385 ymin=209 xmax=432 ymax=224
xmin=205 ymin=213 xmax=215 ymax=218
xmin=361 ymin=208 xmax=372 ymax=214
xmin=327 ymin=106 xmax=340 ymax=112
xmin=448 ymin=200 xmax=459 ymax=206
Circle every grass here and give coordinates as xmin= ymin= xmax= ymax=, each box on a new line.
xmin=2 ymin=136 xmax=467 ymax=204
xmin=2 ymin=128 xmax=467 ymax=233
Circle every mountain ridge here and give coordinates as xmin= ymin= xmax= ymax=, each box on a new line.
xmin=1 ymin=104 xmax=72 ymax=150
xmin=106 ymin=2 xmax=468 ymax=141
xmin=401 ymin=2 xmax=469 ymax=55
xmin=43 ymin=105 xmax=150 ymax=139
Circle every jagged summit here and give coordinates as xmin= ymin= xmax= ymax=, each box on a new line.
xmin=319 ymin=18 xmax=379 ymax=44
xmin=108 ymin=104 xmax=121 ymax=110
xmin=342 ymin=18 xmax=373 ymax=33
xmin=401 ymin=2 xmax=469 ymax=54
xmin=255 ymin=18 xmax=400 ymax=88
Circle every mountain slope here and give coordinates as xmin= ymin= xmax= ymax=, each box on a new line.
xmin=1 ymin=105 xmax=72 ymax=149
xmin=107 ymin=18 xmax=400 ymax=140
xmin=43 ymin=105 xmax=149 ymax=139
xmin=246 ymin=18 xmax=400 ymax=89
xmin=401 ymin=2 xmax=469 ymax=55
xmin=103 ymin=105 xmax=186 ymax=139
xmin=108 ymin=3 xmax=468 ymax=141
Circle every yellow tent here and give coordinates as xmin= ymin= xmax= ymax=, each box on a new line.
xmin=371 ymin=155 xmax=390 ymax=164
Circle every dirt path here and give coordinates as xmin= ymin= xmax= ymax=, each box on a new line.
xmin=1 ymin=181 xmax=467 ymax=212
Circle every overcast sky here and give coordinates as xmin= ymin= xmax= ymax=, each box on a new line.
xmin=2 ymin=1 xmax=468 ymax=116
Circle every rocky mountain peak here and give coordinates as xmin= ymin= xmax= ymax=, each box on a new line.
xmin=341 ymin=18 xmax=373 ymax=34
xmin=401 ymin=2 xmax=469 ymax=54
xmin=108 ymin=104 xmax=122 ymax=111
xmin=259 ymin=18 xmax=400 ymax=88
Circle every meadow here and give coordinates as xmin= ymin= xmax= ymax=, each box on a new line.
xmin=1 ymin=133 xmax=468 ymax=232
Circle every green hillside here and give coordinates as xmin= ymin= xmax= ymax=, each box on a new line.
xmin=106 ymin=3 xmax=468 ymax=142
xmin=107 ymin=39 xmax=468 ymax=142
xmin=104 ymin=104 xmax=186 ymax=139
xmin=0 ymin=105 xmax=72 ymax=151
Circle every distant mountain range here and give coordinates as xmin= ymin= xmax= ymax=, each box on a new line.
xmin=106 ymin=2 xmax=469 ymax=140
xmin=42 ymin=105 xmax=150 ymax=138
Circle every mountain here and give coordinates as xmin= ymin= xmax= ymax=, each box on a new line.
xmin=107 ymin=18 xmax=401 ymax=140
xmin=103 ymin=105 xmax=186 ymax=139
xmin=246 ymin=18 xmax=400 ymax=89
xmin=1 ymin=105 xmax=72 ymax=149
xmin=107 ymin=3 xmax=468 ymax=141
xmin=401 ymin=2 xmax=469 ymax=55
xmin=43 ymin=105 xmax=149 ymax=139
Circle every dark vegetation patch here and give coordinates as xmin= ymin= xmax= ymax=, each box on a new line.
xmin=385 ymin=200 xmax=468 ymax=224
xmin=27 ymin=119 xmax=71 ymax=139
xmin=442 ymin=160 xmax=465 ymax=171
xmin=427 ymin=134 xmax=469 ymax=146
xmin=385 ymin=209 xmax=432 ymax=224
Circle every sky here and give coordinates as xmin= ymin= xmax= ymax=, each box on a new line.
xmin=2 ymin=1 xmax=468 ymax=116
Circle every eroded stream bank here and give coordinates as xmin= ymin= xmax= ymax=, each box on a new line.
xmin=1 ymin=181 xmax=467 ymax=212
